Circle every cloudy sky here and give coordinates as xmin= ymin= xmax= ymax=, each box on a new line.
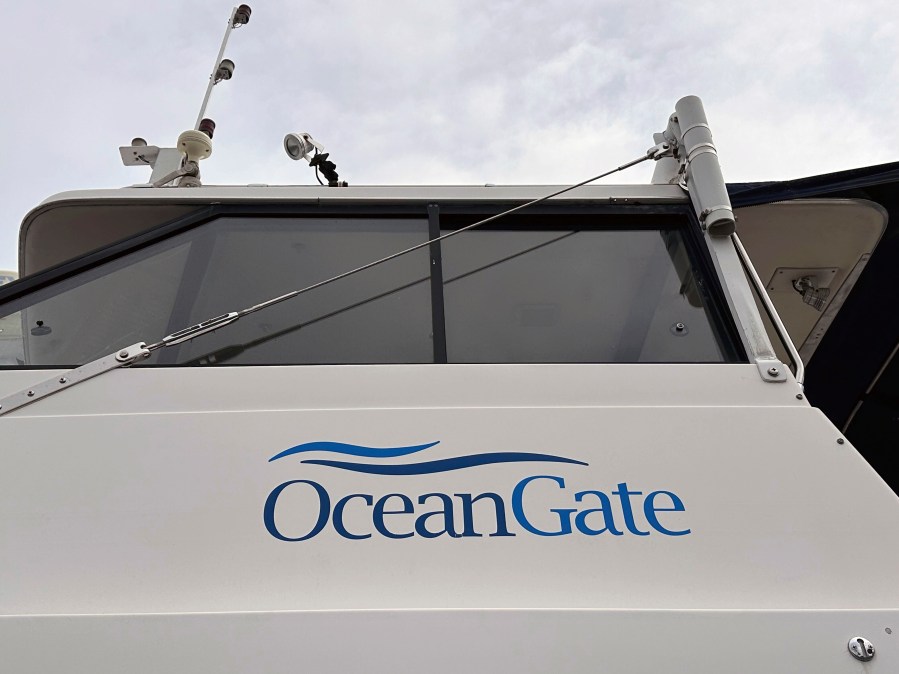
xmin=1 ymin=0 xmax=897 ymax=272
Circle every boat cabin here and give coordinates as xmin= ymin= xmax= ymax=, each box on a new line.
xmin=1 ymin=96 xmax=897 ymax=673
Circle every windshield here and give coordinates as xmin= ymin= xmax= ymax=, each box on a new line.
xmin=0 ymin=212 xmax=740 ymax=367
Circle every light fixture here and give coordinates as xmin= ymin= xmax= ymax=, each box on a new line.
xmin=233 ymin=4 xmax=252 ymax=26
xmin=214 ymin=59 xmax=235 ymax=84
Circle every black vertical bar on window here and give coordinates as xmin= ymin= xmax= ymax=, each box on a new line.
xmin=428 ymin=203 xmax=448 ymax=363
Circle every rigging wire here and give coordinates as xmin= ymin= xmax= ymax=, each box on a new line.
xmin=185 ymin=231 xmax=581 ymax=364
xmin=0 ymin=148 xmax=661 ymax=416
xmin=146 ymin=150 xmax=652 ymax=351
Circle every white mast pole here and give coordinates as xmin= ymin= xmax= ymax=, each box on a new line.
xmin=195 ymin=6 xmax=240 ymax=130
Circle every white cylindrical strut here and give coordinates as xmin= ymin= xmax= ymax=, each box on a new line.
xmin=674 ymin=95 xmax=735 ymax=236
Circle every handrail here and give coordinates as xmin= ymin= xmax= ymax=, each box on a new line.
xmin=731 ymin=232 xmax=805 ymax=387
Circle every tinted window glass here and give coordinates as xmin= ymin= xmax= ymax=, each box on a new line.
xmin=170 ymin=218 xmax=433 ymax=365
xmin=2 ymin=218 xmax=433 ymax=366
xmin=441 ymin=227 xmax=726 ymax=363
xmin=20 ymin=242 xmax=192 ymax=365
xmin=0 ymin=212 xmax=737 ymax=367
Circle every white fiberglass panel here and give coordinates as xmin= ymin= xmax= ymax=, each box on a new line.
xmin=4 ymin=610 xmax=898 ymax=673
xmin=2 ymin=390 xmax=898 ymax=615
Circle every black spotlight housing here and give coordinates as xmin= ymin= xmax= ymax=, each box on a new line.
xmin=234 ymin=4 xmax=252 ymax=26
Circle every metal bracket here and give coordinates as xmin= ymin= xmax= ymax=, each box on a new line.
xmin=756 ymin=358 xmax=788 ymax=383
xmin=699 ymin=205 xmax=733 ymax=230
xmin=152 ymin=160 xmax=200 ymax=188
xmin=848 ymin=636 xmax=876 ymax=662
xmin=0 ymin=342 xmax=150 ymax=417
xmin=646 ymin=141 xmax=675 ymax=161
xmin=686 ymin=142 xmax=718 ymax=162
xmin=119 ymin=143 xmax=161 ymax=166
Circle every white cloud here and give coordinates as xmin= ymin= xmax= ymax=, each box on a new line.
xmin=1 ymin=0 xmax=897 ymax=271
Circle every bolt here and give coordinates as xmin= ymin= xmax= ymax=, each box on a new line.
xmin=59 ymin=377 xmax=67 ymax=384
xmin=796 ymin=393 xmax=804 ymax=400
xmin=27 ymin=390 xmax=35 ymax=397
xmin=675 ymin=323 xmax=685 ymax=331
xmin=118 ymin=350 xmax=129 ymax=358
xmin=837 ymin=438 xmax=845 ymax=445
xmin=767 ymin=367 xmax=779 ymax=377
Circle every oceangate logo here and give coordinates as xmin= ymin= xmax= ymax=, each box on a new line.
xmin=263 ymin=441 xmax=690 ymax=541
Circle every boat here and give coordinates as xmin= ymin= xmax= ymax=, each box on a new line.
xmin=0 ymin=271 xmax=19 ymax=365
xmin=1 ymin=5 xmax=897 ymax=672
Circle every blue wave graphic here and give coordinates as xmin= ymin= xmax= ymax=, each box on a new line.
xmin=269 ymin=440 xmax=439 ymax=463
xmin=301 ymin=452 xmax=588 ymax=475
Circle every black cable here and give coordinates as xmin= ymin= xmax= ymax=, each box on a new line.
xmin=312 ymin=149 xmax=325 ymax=185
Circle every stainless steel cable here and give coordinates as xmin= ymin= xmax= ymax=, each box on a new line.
xmin=234 ymin=155 xmax=651 ymax=320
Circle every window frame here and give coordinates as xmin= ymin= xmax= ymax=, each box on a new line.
xmin=0 ymin=201 xmax=747 ymax=367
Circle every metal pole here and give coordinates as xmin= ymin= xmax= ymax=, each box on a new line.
xmin=195 ymin=6 xmax=239 ymax=129
xmin=731 ymin=232 xmax=805 ymax=386
xmin=674 ymin=96 xmax=736 ymax=236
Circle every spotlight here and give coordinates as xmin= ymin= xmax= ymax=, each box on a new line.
xmin=214 ymin=59 xmax=235 ymax=83
xmin=284 ymin=132 xmax=323 ymax=162
xmin=284 ymin=132 xmax=347 ymax=186
xmin=233 ymin=4 xmax=252 ymax=26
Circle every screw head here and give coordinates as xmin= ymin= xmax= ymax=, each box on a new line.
xmin=837 ymin=438 xmax=845 ymax=445
xmin=59 ymin=377 xmax=67 ymax=384
xmin=26 ymin=390 xmax=35 ymax=397
xmin=796 ymin=393 xmax=804 ymax=400
xmin=767 ymin=367 xmax=780 ymax=377
xmin=118 ymin=350 xmax=129 ymax=358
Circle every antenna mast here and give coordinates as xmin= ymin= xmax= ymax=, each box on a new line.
xmin=119 ymin=5 xmax=252 ymax=186
xmin=195 ymin=4 xmax=252 ymax=129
